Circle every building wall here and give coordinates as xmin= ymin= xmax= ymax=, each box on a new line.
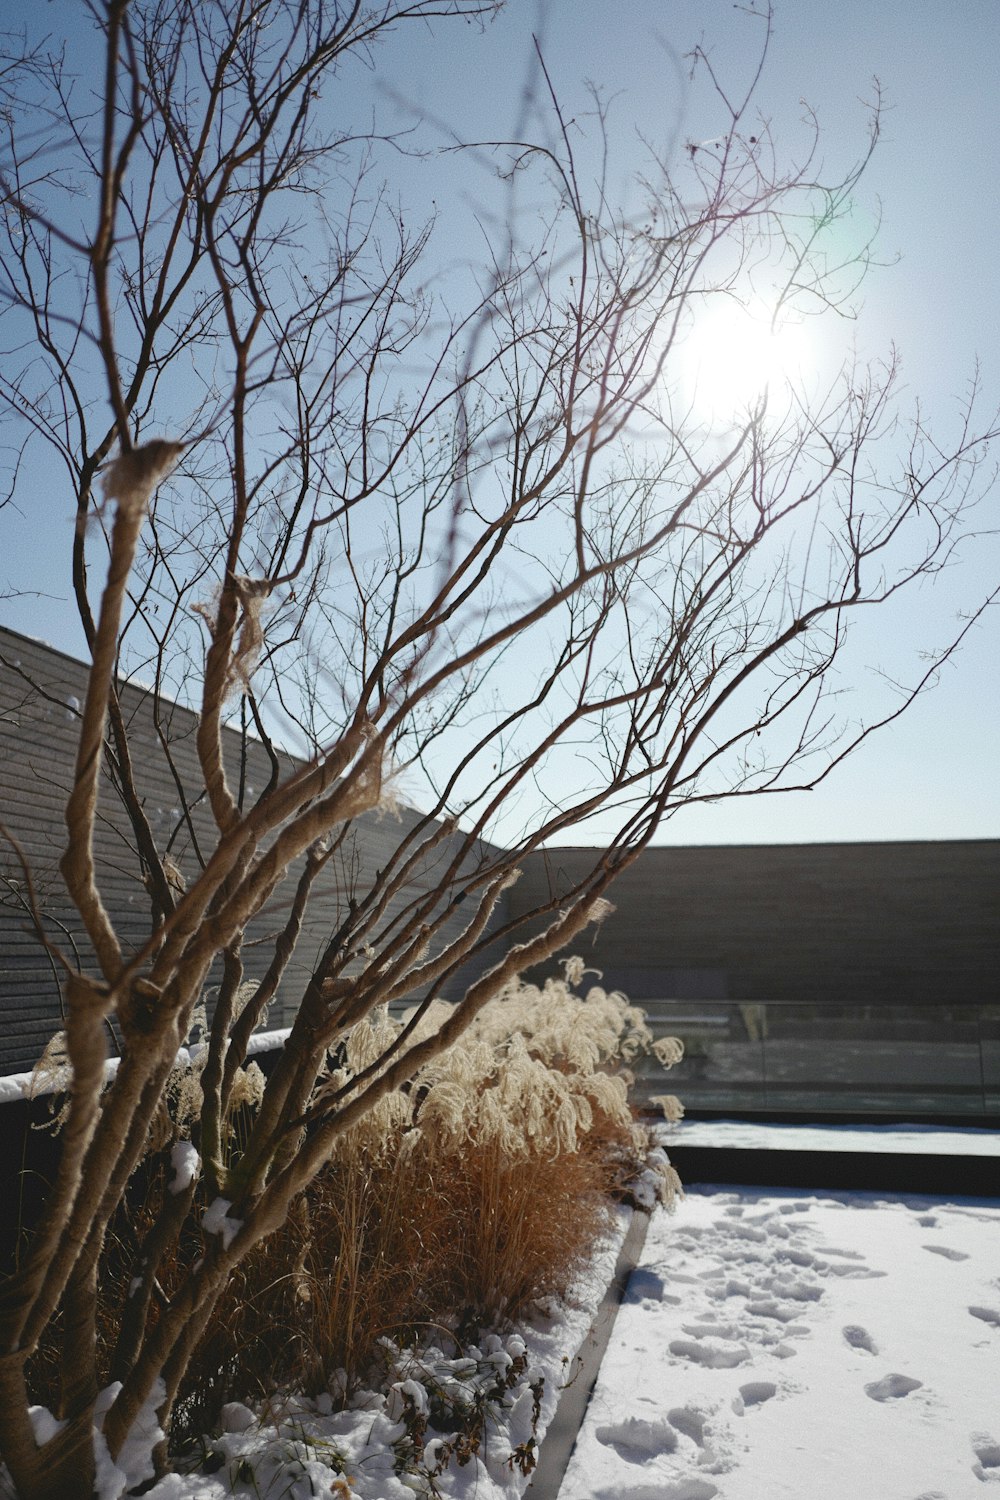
xmin=512 ymin=843 xmax=1000 ymax=1116
xmin=3 ymin=626 xmax=997 ymax=1093
xmin=512 ymin=841 xmax=1000 ymax=1009
xmin=0 ymin=626 xmax=500 ymax=1075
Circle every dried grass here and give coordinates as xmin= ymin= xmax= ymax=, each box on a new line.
xmin=37 ymin=964 xmax=680 ymax=1446
xmin=172 ymin=1128 xmax=615 ymax=1440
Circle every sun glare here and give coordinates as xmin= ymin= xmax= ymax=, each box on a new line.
xmin=684 ymin=303 xmax=810 ymax=423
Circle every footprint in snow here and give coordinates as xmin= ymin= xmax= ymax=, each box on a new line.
xmin=745 ymin=1298 xmax=804 ymax=1323
xmin=682 ymin=1320 xmax=744 ymax=1341
xmin=723 ymin=1222 xmax=768 ymax=1243
xmin=843 ymin=1324 xmax=878 ymax=1355
xmin=594 ymin=1415 xmax=678 ymax=1463
xmin=735 ymin=1380 xmax=777 ymax=1412
xmin=658 ymin=1483 xmax=719 ymax=1500
xmin=820 ymin=1261 xmax=887 ymax=1280
xmin=864 ymin=1373 xmax=923 ymax=1402
xmin=669 ymin=1336 xmax=750 ymax=1368
xmin=758 ymin=1274 xmax=823 ymax=1302
xmin=922 ymin=1244 xmax=970 ymax=1261
xmin=972 ymin=1433 xmax=1000 ymax=1471
xmin=707 ymin=1277 xmax=750 ymax=1300
xmin=624 ymin=1268 xmax=667 ymax=1303
xmin=969 ymin=1306 xmax=1000 ymax=1327
xmin=668 ymin=1407 xmax=708 ymax=1446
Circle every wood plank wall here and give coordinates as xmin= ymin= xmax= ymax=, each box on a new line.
xmin=511 ymin=841 xmax=1000 ymax=1009
xmin=0 ymin=626 xmax=502 ymax=1075
xmin=3 ymin=626 xmax=996 ymax=1077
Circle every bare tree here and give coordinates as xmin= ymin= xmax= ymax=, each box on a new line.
xmin=0 ymin=2 xmax=996 ymax=1495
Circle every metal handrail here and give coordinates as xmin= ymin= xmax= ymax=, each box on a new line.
xmin=630 ymin=999 xmax=999 ymax=1119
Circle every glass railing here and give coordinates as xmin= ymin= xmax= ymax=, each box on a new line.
xmin=631 ymin=1000 xmax=1000 ymax=1118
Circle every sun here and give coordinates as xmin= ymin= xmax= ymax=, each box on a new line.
xmin=684 ymin=302 xmax=810 ymax=423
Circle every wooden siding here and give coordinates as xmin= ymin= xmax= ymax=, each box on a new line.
xmin=0 ymin=627 xmax=501 ymax=1075
xmin=512 ymin=841 xmax=1000 ymax=1009
xmin=3 ymin=626 xmax=997 ymax=1083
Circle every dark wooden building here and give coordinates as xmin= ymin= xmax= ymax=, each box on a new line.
xmin=512 ymin=843 xmax=1000 ymax=1116
xmin=2 ymin=625 xmax=997 ymax=1117
xmin=512 ymin=840 xmax=999 ymax=1008
xmin=0 ymin=626 xmax=497 ymax=1076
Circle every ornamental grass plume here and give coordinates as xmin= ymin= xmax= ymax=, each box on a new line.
xmin=168 ymin=964 xmax=683 ymax=1430
xmin=400 ymin=965 xmax=683 ymax=1168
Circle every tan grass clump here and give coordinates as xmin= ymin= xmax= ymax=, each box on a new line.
xmin=64 ymin=964 xmax=681 ymax=1444
xmin=170 ymin=965 xmax=682 ymax=1431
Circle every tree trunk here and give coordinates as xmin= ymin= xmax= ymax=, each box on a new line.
xmin=0 ymin=1366 xmax=97 ymax=1500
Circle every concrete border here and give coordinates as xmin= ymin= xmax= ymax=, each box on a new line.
xmin=526 ymin=1208 xmax=651 ymax=1499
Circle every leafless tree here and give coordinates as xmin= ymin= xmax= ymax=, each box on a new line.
xmin=0 ymin=2 xmax=996 ymax=1495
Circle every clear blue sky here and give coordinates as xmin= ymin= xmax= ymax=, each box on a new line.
xmin=1 ymin=0 xmax=997 ymax=845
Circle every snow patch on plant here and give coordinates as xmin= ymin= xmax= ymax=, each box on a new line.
xmin=202 ymin=1198 xmax=242 ymax=1249
xmin=27 ymin=1406 xmax=65 ymax=1446
xmin=627 ymin=1145 xmax=684 ymax=1211
xmin=93 ymin=1380 xmax=166 ymax=1500
xmin=168 ymin=1139 xmax=200 ymax=1195
xmin=380 ymin=1330 xmax=547 ymax=1489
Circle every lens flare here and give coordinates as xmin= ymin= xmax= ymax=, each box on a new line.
xmin=685 ymin=303 xmax=809 ymax=422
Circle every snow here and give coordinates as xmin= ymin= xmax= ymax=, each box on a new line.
xmin=0 ymin=1030 xmax=289 ymax=1105
xmin=93 ymin=1381 xmax=166 ymax=1500
xmin=245 ymin=1027 xmax=291 ymax=1056
xmin=201 ymin=1198 xmax=243 ymax=1250
xmin=1 ymin=1068 xmax=61 ymax=1105
xmin=558 ymin=1186 xmax=1000 ymax=1500
xmin=27 ymin=1406 xmax=65 ymax=1446
xmin=6 ymin=1125 xmax=1000 ymax=1498
xmin=220 ymin=1403 xmax=256 ymax=1434
xmin=0 ymin=1052 xmax=123 ymax=1104
xmin=386 ymin=1377 xmax=432 ymax=1422
xmin=168 ymin=1140 xmax=201 ymax=1194
xmin=667 ymin=1117 xmax=1000 ymax=1156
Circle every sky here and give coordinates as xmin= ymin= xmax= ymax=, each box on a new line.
xmin=1 ymin=0 xmax=998 ymax=847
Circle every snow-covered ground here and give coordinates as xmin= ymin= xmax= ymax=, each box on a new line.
xmin=667 ymin=1117 xmax=1000 ymax=1156
xmin=558 ymin=1186 xmax=1000 ymax=1500
xmin=9 ymin=1126 xmax=1000 ymax=1498
xmin=116 ymin=1211 xmax=633 ymax=1500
